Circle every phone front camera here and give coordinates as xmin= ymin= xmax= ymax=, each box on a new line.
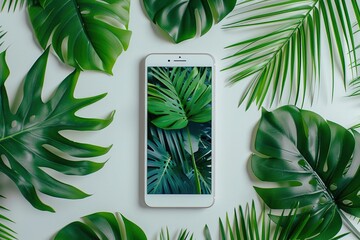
xmin=168 ymin=60 xmax=170 ymax=62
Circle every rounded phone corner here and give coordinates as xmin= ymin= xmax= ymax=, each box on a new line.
xmin=207 ymin=196 xmax=215 ymax=208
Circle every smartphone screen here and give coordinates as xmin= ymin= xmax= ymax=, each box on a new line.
xmin=145 ymin=54 xmax=214 ymax=207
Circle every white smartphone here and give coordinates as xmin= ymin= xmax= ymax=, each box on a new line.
xmin=144 ymin=54 xmax=215 ymax=207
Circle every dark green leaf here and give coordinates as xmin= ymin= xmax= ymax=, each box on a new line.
xmin=143 ymin=0 xmax=236 ymax=43
xmin=251 ymin=105 xmax=360 ymax=239
xmin=28 ymin=0 xmax=132 ymax=74
xmin=0 ymin=49 xmax=113 ymax=212
xmin=54 ymin=212 xmax=146 ymax=240
xmin=159 ymin=228 xmax=193 ymax=240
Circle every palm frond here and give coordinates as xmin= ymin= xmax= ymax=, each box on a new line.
xmin=348 ymin=23 xmax=360 ymax=97
xmin=159 ymin=228 xmax=194 ymax=240
xmin=0 ymin=27 xmax=5 ymax=47
xmin=219 ymin=201 xmax=271 ymax=240
xmin=204 ymin=225 xmax=212 ymax=240
xmin=0 ymin=196 xmax=17 ymax=240
xmin=224 ymin=0 xmax=360 ymax=109
xmin=218 ymin=201 xmax=348 ymax=240
xmin=1 ymin=0 xmax=27 ymax=11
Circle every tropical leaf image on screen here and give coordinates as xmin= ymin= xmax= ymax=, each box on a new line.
xmin=147 ymin=67 xmax=212 ymax=194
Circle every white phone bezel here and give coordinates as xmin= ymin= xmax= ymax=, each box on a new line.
xmin=144 ymin=53 xmax=215 ymax=208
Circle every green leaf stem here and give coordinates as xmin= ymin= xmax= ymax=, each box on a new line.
xmin=0 ymin=27 xmax=5 ymax=47
xmin=0 ymin=49 xmax=114 ymax=212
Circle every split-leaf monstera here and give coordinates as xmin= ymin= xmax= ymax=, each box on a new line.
xmin=0 ymin=49 xmax=114 ymax=212
xmin=54 ymin=212 xmax=146 ymax=240
xmin=143 ymin=0 xmax=236 ymax=43
xmin=28 ymin=0 xmax=132 ymax=74
xmin=251 ymin=105 xmax=360 ymax=239
xmin=148 ymin=67 xmax=211 ymax=130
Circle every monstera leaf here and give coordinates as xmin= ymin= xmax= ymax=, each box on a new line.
xmin=0 ymin=50 xmax=113 ymax=212
xmin=148 ymin=67 xmax=211 ymax=130
xmin=143 ymin=0 xmax=236 ymax=43
xmin=28 ymin=0 xmax=131 ymax=74
xmin=251 ymin=105 xmax=360 ymax=239
xmin=54 ymin=212 xmax=146 ymax=240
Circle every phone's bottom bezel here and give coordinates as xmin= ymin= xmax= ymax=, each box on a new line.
xmin=145 ymin=194 xmax=214 ymax=208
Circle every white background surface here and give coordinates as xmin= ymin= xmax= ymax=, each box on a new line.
xmin=1 ymin=1 xmax=360 ymax=239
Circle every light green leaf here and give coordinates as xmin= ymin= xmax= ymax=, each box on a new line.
xmin=28 ymin=0 xmax=132 ymax=74
xmin=251 ymin=105 xmax=360 ymax=239
xmin=148 ymin=67 xmax=212 ymax=130
xmin=0 ymin=49 xmax=113 ymax=212
xmin=54 ymin=212 xmax=146 ymax=240
xmin=143 ymin=0 xmax=236 ymax=43
xmin=224 ymin=0 xmax=360 ymax=109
